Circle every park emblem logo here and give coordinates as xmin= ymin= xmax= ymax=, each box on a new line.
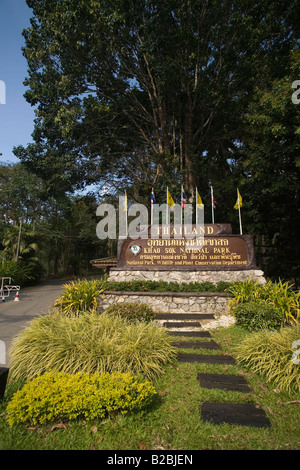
xmin=130 ymin=245 xmax=141 ymax=256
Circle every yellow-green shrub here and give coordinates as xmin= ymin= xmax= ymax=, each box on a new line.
xmin=53 ymin=278 xmax=106 ymax=315
xmin=227 ymin=279 xmax=300 ymax=325
xmin=235 ymin=325 xmax=300 ymax=393
xmin=6 ymin=371 xmax=157 ymax=426
xmin=9 ymin=313 xmax=177 ymax=381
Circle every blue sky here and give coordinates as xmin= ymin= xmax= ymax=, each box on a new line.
xmin=0 ymin=0 xmax=35 ymax=164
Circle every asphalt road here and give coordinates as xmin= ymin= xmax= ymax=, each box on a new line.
xmin=0 ymin=279 xmax=70 ymax=367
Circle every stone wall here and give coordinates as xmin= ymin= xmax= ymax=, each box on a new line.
xmin=99 ymin=291 xmax=232 ymax=316
xmin=107 ymin=268 xmax=266 ymax=284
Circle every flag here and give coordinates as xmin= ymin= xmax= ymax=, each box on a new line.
xmin=181 ymin=186 xmax=187 ymax=209
xmin=124 ymin=191 xmax=128 ymax=211
xmin=210 ymin=185 xmax=216 ymax=209
xmin=196 ymin=188 xmax=204 ymax=209
xmin=151 ymin=188 xmax=156 ymax=205
xmin=234 ymin=189 xmax=242 ymax=210
xmin=167 ymin=188 xmax=176 ymax=208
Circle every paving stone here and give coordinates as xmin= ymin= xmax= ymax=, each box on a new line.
xmin=164 ymin=321 xmax=203 ymax=328
xmin=169 ymin=331 xmax=212 ymax=337
xmin=173 ymin=341 xmax=221 ymax=350
xmin=177 ymin=353 xmax=236 ymax=364
xmin=201 ymin=402 xmax=271 ymax=428
xmin=197 ymin=373 xmax=252 ymax=392
xmin=156 ymin=313 xmax=215 ymax=320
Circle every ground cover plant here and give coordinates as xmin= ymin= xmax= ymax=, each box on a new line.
xmin=6 ymin=371 xmax=156 ymax=426
xmin=8 ymin=312 xmax=177 ymax=381
xmin=1 ymin=325 xmax=300 ymax=450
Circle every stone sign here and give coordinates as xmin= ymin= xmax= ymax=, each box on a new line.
xmin=117 ymin=224 xmax=257 ymax=271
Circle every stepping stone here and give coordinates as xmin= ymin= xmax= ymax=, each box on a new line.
xmin=177 ymin=353 xmax=236 ymax=364
xmin=156 ymin=313 xmax=215 ymax=320
xmin=201 ymin=402 xmax=271 ymax=428
xmin=169 ymin=331 xmax=212 ymax=337
xmin=173 ymin=341 xmax=221 ymax=350
xmin=164 ymin=321 xmax=203 ymax=328
xmin=197 ymin=373 xmax=252 ymax=392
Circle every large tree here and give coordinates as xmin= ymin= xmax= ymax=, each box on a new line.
xmin=14 ymin=0 xmax=299 ymax=203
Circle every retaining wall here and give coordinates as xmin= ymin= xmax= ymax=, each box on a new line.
xmin=99 ymin=291 xmax=232 ymax=316
xmin=107 ymin=269 xmax=266 ymax=284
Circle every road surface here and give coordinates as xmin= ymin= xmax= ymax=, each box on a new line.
xmin=0 ymin=279 xmax=70 ymax=367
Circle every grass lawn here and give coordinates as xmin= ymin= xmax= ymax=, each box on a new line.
xmin=0 ymin=325 xmax=299 ymax=450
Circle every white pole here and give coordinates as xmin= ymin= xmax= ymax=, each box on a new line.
xmin=16 ymin=219 xmax=22 ymax=261
xmin=125 ymin=192 xmax=128 ymax=237
xmin=166 ymin=186 xmax=169 ymax=224
xmin=181 ymin=185 xmax=183 ymax=225
xmin=195 ymin=187 xmax=198 ymax=226
xmin=211 ymin=186 xmax=214 ymax=224
xmin=237 ymin=188 xmax=243 ymax=235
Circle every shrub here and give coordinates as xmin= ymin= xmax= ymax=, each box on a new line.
xmin=233 ymin=301 xmax=284 ymax=331
xmin=6 ymin=371 xmax=157 ymax=426
xmin=227 ymin=279 xmax=299 ymax=325
xmin=0 ymin=259 xmax=44 ymax=286
xmin=104 ymin=302 xmax=156 ymax=323
xmin=53 ymin=278 xmax=106 ymax=315
xmin=235 ymin=325 xmax=300 ymax=393
xmin=9 ymin=313 xmax=177 ymax=381
xmin=106 ymin=280 xmax=231 ymax=293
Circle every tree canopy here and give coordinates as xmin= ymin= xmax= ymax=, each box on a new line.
xmin=11 ymin=0 xmax=300 ymax=281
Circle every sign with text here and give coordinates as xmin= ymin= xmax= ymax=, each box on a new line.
xmin=117 ymin=228 xmax=256 ymax=271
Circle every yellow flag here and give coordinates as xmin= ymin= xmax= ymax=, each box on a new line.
xmin=196 ymin=188 xmax=204 ymax=209
xmin=234 ymin=189 xmax=242 ymax=210
xmin=167 ymin=189 xmax=175 ymax=208
xmin=124 ymin=191 xmax=128 ymax=211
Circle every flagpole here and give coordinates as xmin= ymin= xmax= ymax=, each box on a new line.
xmin=211 ymin=186 xmax=214 ymax=224
xmin=125 ymin=191 xmax=128 ymax=237
xmin=151 ymin=188 xmax=153 ymax=226
xmin=237 ymin=188 xmax=243 ymax=235
xmin=181 ymin=185 xmax=183 ymax=225
xmin=195 ymin=187 xmax=198 ymax=226
xmin=166 ymin=186 xmax=169 ymax=224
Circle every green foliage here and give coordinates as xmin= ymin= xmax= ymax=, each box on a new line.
xmin=6 ymin=371 xmax=156 ymax=426
xmin=227 ymin=279 xmax=300 ymax=325
xmin=9 ymin=313 xmax=177 ymax=381
xmin=104 ymin=302 xmax=156 ymax=323
xmin=106 ymin=280 xmax=231 ymax=293
xmin=0 ymin=259 xmax=43 ymax=286
xmin=233 ymin=301 xmax=283 ymax=331
xmin=235 ymin=325 xmax=300 ymax=393
xmin=53 ymin=278 xmax=106 ymax=315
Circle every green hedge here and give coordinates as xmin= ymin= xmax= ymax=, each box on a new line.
xmin=104 ymin=302 xmax=156 ymax=323
xmin=106 ymin=280 xmax=232 ymax=292
xmin=233 ymin=301 xmax=284 ymax=331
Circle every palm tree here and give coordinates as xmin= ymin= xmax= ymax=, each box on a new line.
xmin=2 ymin=222 xmax=38 ymax=262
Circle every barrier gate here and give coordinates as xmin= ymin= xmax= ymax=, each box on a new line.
xmin=0 ymin=277 xmax=20 ymax=302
